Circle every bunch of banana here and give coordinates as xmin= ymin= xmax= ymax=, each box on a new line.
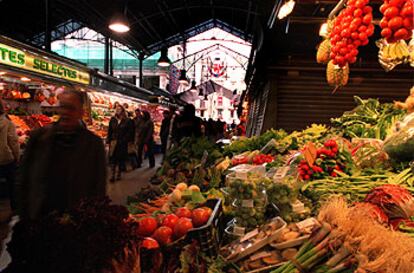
xmin=409 ymin=37 xmax=414 ymax=68
xmin=377 ymin=39 xmax=410 ymax=71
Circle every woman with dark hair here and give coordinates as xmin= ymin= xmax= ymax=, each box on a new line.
xmin=107 ymin=105 xmax=134 ymax=182
xmin=137 ymin=111 xmax=155 ymax=168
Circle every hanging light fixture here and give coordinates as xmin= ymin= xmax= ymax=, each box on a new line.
xmin=157 ymin=48 xmax=171 ymax=67
xmin=189 ymin=80 xmax=197 ymax=92
xmin=204 ymin=94 xmax=208 ymax=101
xmin=109 ymin=13 xmax=130 ymax=33
xmin=178 ymin=69 xmax=188 ymax=85
xmin=109 ymin=1 xmax=130 ymax=33
xmin=277 ymin=0 xmax=296 ymax=20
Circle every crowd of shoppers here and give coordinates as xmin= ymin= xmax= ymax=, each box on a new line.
xmin=0 ymin=90 xmax=244 ymax=221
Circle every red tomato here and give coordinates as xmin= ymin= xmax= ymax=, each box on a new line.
xmin=174 ymin=217 xmax=193 ymax=238
xmin=354 ymin=8 xmax=363 ymax=17
xmin=366 ymin=24 xmax=375 ymax=36
xmin=380 ymin=18 xmax=389 ymax=28
xmin=403 ymin=17 xmax=413 ymax=29
xmin=388 ymin=17 xmax=404 ymax=30
xmin=355 ymin=0 xmax=365 ymax=9
xmin=335 ymin=55 xmax=345 ymax=65
xmin=401 ymin=5 xmax=413 ymax=17
xmin=331 ymin=45 xmax=340 ymax=53
xmin=352 ymin=18 xmax=363 ymax=27
xmin=333 ymin=26 xmax=342 ymax=35
xmin=394 ymin=28 xmax=409 ymax=40
xmin=358 ymin=25 xmax=367 ymax=33
xmin=339 ymin=47 xmax=349 ymax=55
xmin=384 ymin=6 xmax=400 ymax=19
xmin=351 ymin=32 xmax=360 ymax=40
xmin=137 ymin=217 xmax=158 ymax=237
xmin=162 ymin=214 xmax=179 ymax=229
xmin=361 ymin=38 xmax=369 ymax=46
xmin=201 ymin=207 xmax=213 ymax=218
xmin=353 ymin=39 xmax=362 ymax=47
xmin=175 ymin=207 xmax=192 ymax=218
xmin=152 ymin=226 xmax=173 ymax=245
xmin=348 ymin=0 xmax=356 ymax=5
xmin=141 ymin=237 xmax=160 ymax=250
xmin=362 ymin=14 xmax=372 ymax=25
xmin=192 ymin=208 xmax=211 ymax=227
xmin=363 ymin=6 xmax=372 ymax=14
xmin=349 ymin=56 xmax=357 ymax=64
xmin=380 ymin=3 xmax=390 ymax=14
xmin=359 ymin=32 xmax=368 ymax=41
xmin=381 ymin=27 xmax=393 ymax=38
xmin=389 ymin=0 xmax=404 ymax=8
xmin=330 ymin=52 xmax=337 ymax=60
xmin=350 ymin=48 xmax=359 ymax=57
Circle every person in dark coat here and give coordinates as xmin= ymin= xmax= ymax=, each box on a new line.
xmin=160 ymin=110 xmax=171 ymax=155
xmin=18 ymin=90 xmax=107 ymax=220
xmin=172 ymin=104 xmax=202 ymax=143
xmin=137 ymin=111 xmax=155 ymax=168
xmin=107 ymin=105 xmax=134 ymax=182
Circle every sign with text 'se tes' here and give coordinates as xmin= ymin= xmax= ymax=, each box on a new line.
xmin=0 ymin=43 xmax=90 ymax=85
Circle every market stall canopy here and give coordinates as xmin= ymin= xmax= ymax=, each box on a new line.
xmin=175 ymin=80 xmax=233 ymax=103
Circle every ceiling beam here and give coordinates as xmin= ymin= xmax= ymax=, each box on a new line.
xmin=138 ymin=11 xmax=163 ymax=42
xmin=245 ymin=0 xmax=253 ymax=38
xmin=210 ymin=0 xmax=215 ymax=20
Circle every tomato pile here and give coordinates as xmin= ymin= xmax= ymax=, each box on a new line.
xmin=298 ymin=139 xmax=347 ymax=181
xmin=380 ymin=0 xmax=413 ymax=42
xmin=329 ymin=0 xmax=375 ymax=67
xmin=252 ymin=154 xmax=274 ymax=165
xmin=137 ymin=206 xmax=212 ymax=248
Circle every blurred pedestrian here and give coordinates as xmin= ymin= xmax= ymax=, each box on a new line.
xmin=137 ymin=111 xmax=155 ymax=168
xmin=134 ymin=108 xmax=145 ymax=167
xmin=160 ymin=110 xmax=171 ymax=155
xmin=107 ymin=105 xmax=133 ymax=182
xmin=0 ymin=99 xmax=19 ymax=213
xmin=172 ymin=104 xmax=202 ymax=143
xmin=19 ymin=90 xmax=106 ymax=220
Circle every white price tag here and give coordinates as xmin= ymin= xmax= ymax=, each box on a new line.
xmin=241 ymin=199 xmax=254 ymax=208
xmin=234 ymin=226 xmax=246 ymax=236
xmin=274 ymin=167 xmax=290 ymax=181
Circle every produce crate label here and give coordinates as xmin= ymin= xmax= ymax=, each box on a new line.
xmin=241 ymin=199 xmax=254 ymax=208
xmin=273 ymin=167 xmax=290 ymax=181
xmin=234 ymin=226 xmax=246 ymax=236
xmin=240 ymin=228 xmax=259 ymax=242
xmin=291 ymin=200 xmax=305 ymax=213
xmin=296 ymin=217 xmax=319 ymax=232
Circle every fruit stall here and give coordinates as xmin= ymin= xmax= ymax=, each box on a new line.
xmin=0 ymin=35 xmax=168 ymax=144
xmin=4 ymin=1 xmax=414 ymax=273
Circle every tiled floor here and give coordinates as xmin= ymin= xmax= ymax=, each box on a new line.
xmin=107 ymin=155 xmax=162 ymax=205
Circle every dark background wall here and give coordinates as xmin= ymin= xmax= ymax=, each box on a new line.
xmin=247 ymin=61 xmax=413 ymax=135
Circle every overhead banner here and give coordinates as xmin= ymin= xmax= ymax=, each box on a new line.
xmin=0 ymin=42 xmax=90 ymax=85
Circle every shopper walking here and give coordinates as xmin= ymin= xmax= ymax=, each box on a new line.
xmin=107 ymin=105 xmax=132 ymax=182
xmin=19 ymin=90 xmax=106 ymax=220
xmin=0 ymin=100 xmax=19 ymax=213
xmin=172 ymin=104 xmax=202 ymax=143
xmin=134 ymin=108 xmax=145 ymax=167
xmin=137 ymin=111 xmax=155 ymax=168
xmin=160 ymin=110 xmax=171 ymax=155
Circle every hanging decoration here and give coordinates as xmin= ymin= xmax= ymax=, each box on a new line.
xmin=377 ymin=0 xmax=413 ymax=71
xmin=208 ymin=56 xmax=227 ymax=78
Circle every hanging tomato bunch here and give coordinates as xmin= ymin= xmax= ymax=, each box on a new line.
xmin=329 ymin=0 xmax=375 ymax=67
xmin=379 ymin=0 xmax=413 ymax=43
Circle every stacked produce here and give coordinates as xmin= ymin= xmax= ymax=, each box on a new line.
xmin=271 ymin=198 xmax=414 ymax=273
xmin=6 ymin=197 xmax=140 ymax=273
xmin=331 ymin=96 xmax=405 ymax=140
xmin=298 ymin=138 xmax=353 ymax=181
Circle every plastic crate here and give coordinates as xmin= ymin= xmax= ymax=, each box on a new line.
xmin=187 ymin=198 xmax=223 ymax=257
